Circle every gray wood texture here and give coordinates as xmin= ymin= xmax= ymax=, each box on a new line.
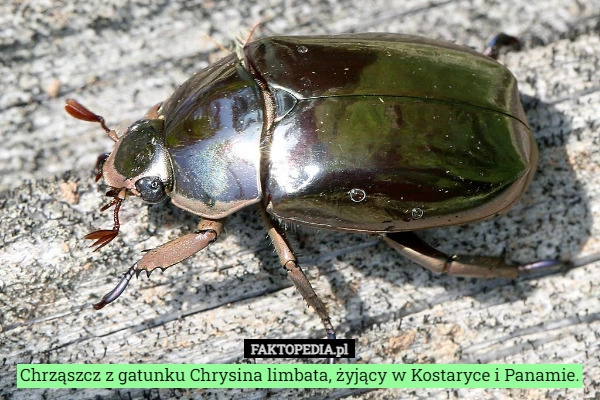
xmin=2 ymin=0 xmax=599 ymax=398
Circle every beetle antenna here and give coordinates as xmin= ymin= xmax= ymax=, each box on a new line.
xmin=93 ymin=264 xmax=137 ymax=310
xmin=85 ymin=187 xmax=127 ymax=251
xmin=65 ymin=98 xmax=119 ymax=142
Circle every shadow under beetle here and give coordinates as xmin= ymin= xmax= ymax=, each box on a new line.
xmin=66 ymin=33 xmax=561 ymax=344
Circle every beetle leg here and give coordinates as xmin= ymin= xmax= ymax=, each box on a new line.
xmin=93 ymin=218 xmax=224 ymax=310
xmin=383 ymin=232 xmax=563 ymax=279
xmin=136 ymin=218 xmax=225 ymax=273
xmin=259 ymin=207 xmax=336 ymax=343
xmin=483 ymin=33 xmax=521 ymax=59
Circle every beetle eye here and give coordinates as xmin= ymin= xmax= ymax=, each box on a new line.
xmin=135 ymin=176 xmax=167 ymax=204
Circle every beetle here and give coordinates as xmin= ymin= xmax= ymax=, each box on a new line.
xmin=66 ymin=33 xmax=559 ymax=343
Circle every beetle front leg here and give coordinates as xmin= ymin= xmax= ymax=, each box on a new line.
xmin=259 ymin=207 xmax=336 ymax=342
xmin=136 ymin=218 xmax=224 ymax=273
xmin=383 ymin=232 xmax=562 ymax=279
xmin=93 ymin=218 xmax=225 ymax=309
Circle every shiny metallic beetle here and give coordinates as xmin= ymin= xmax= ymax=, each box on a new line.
xmin=66 ymin=33 xmax=555 ymax=342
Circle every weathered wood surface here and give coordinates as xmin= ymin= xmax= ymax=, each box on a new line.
xmin=1 ymin=0 xmax=599 ymax=398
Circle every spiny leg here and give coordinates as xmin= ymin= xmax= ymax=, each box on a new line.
xmin=383 ymin=232 xmax=564 ymax=279
xmin=136 ymin=218 xmax=224 ymax=273
xmin=259 ymin=208 xmax=336 ymax=342
xmin=93 ymin=218 xmax=225 ymax=309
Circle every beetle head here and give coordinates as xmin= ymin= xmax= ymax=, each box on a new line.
xmin=102 ymin=118 xmax=173 ymax=204
xmin=65 ymin=99 xmax=174 ymax=250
